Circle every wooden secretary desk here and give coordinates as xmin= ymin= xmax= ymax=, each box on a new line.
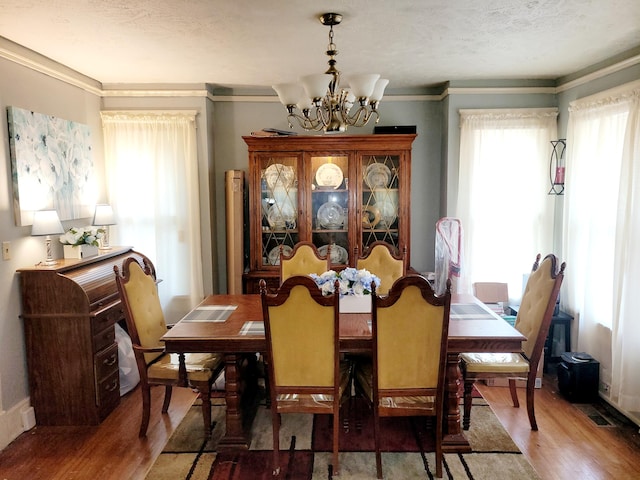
xmin=17 ymin=246 xmax=153 ymax=426
xmin=242 ymin=133 xmax=417 ymax=293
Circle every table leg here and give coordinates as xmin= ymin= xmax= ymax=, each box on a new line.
xmin=178 ymin=353 xmax=187 ymax=387
xmin=217 ymin=353 xmax=251 ymax=450
xmin=442 ymin=352 xmax=472 ymax=453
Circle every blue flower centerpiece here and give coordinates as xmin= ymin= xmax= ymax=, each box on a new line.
xmin=310 ymin=268 xmax=381 ymax=313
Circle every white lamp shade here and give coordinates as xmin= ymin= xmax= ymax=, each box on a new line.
xmin=93 ymin=204 xmax=115 ymax=226
xmin=370 ymin=78 xmax=389 ymax=102
xmin=273 ymin=82 xmax=305 ymax=106
xmin=346 ymin=74 xmax=380 ymax=99
xmin=31 ymin=210 xmax=64 ymax=236
xmin=301 ymin=74 xmax=332 ymax=100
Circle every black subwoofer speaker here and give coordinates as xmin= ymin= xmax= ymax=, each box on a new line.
xmin=557 ymin=352 xmax=600 ymax=403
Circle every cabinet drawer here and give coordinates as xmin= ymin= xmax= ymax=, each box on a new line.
xmin=93 ymin=325 xmax=115 ymax=353
xmin=96 ymin=369 xmax=120 ymax=420
xmin=91 ymin=302 xmax=123 ymax=336
xmin=94 ymin=342 xmax=119 ymax=381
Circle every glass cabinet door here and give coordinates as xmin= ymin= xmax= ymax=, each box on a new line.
xmin=310 ymin=155 xmax=350 ymax=267
xmin=361 ymin=154 xmax=401 ymax=251
xmin=258 ymin=155 xmax=299 ymax=267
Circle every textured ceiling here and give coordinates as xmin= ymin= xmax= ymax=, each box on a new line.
xmin=1 ymin=0 xmax=639 ymax=91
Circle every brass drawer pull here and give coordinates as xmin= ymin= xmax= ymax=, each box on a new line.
xmin=105 ymin=379 xmax=118 ymax=392
xmin=103 ymin=355 xmax=117 ymax=367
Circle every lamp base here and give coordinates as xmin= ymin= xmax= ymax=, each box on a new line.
xmin=41 ymin=258 xmax=59 ymax=266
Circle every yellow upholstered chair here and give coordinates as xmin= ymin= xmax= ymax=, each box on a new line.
xmin=460 ymin=254 xmax=566 ymax=431
xmin=355 ymin=241 xmax=407 ymax=295
xmin=354 ymin=275 xmax=451 ymax=478
xmin=114 ymin=257 xmax=224 ymax=437
xmin=260 ymin=276 xmax=351 ymax=478
xmin=279 ymin=241 xmax=331 ymax=284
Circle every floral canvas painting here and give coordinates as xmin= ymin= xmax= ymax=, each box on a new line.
xmin=7 ymin=106 xmax=97 ymax=226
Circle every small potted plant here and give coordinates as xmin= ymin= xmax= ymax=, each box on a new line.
xmin=59 ymin=226 xmax=104 ymax=259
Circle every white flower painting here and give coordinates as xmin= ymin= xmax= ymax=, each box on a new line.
xmin=7 ymin=106 xmax=97 ymax=226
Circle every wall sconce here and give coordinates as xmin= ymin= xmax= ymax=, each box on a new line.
xmin=549 ymin=139 xmax=566 ymax=195
xmin=92 ymin=204 xmax=116 ymax=250
xmin=31 ymin=209 xmax=64 ymax=266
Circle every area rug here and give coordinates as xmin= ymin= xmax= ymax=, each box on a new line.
xmin=145 ymin=395 xmax=540 ymax=480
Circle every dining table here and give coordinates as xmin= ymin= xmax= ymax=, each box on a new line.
xmin=161 ymin=292 xmax=525 ymax=453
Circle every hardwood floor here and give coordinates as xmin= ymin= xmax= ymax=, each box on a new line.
xmin=477 ymin=366 xmax=640 ymax=480
xmin=0 ymin=368 xmax=638 ymax=480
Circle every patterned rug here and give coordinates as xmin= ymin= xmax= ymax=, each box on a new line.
xmin=145 ymin=394 xmax=540 ymax=480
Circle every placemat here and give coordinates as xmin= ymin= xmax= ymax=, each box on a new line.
xmin=181 ymin=305 xmax=237 ymax=322
xmin=239 ymin=321 xmax=265 ymax=335
xmin=451 ymin=303 xmax=494 ymax=320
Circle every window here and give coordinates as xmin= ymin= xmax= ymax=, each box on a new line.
xmin=456 ymin=108 xmax=558 ymax=302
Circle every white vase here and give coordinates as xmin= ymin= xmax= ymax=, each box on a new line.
xmin=63 ymin=244 xmax=99 ymax=259
xmin=339 ymin=295 xmax=372 ymax=313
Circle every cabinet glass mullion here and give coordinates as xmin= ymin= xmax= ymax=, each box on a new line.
xmin=258 ymin=154 xmax=300 ymax=266
xmin=360 ymin=154 xmax=401 ymax=253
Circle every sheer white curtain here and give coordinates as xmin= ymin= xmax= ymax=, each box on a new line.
xmin=564 ymin=83 xmax=640 ymax=416
xmin=457 ymin=109 xmax=557 ymax=302
xmin=101 ymin=111 xmax=204 ymax=320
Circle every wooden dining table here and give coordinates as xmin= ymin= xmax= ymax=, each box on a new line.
xmin=161 ymin=292 xmax=525 ymax=453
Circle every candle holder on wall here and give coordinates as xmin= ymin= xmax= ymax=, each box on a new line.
xmin=549 ymin=139 xmax=566 ymax=195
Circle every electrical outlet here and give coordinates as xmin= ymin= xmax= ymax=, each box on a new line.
xmin=600 ymin=382 xmax=611 ymax=394
xmin=2 ymin=241 xmax=10 ymax=260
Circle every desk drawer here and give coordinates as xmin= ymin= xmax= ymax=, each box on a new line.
xmin=96 ymin=369 xmax=120 ymax=420
xmin=93 ymin=325 xmax=115 ymax=353
xmin=91 ymin=302 xmax=123 ymax=336
xmin=94 ymin=342 xmax=119 ymax=382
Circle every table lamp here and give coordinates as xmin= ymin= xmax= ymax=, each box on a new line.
xmin=92 ymin=204 xmax=116 ymax=250
xmin=31 ymin=209 xmax=64 ymax=266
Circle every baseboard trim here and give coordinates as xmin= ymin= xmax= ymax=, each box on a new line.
xmin=0 ymin=398 xmax=33 ymax=451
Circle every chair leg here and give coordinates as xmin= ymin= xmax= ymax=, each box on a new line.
xmin=374 ymin=408 xmax=382 ymax=479
xmin=435 ymin=413 xmax=443 ymax=478
xmin=161 ymin=385 xmax=173 ymax=413
xmin=508 ymin=378 xmax=520 ymax=408
xmin=526 ymin=377 xmax=538 ymax=431
xmin=332 ymin=411 xmax=341 ymax=476
xmin=272 ymin=410 xmax=281 ymax=477
xmin=462 ymin=380 xmax=473 ymax=430
xmin=139 ymin=383 xmax=152 ymax=437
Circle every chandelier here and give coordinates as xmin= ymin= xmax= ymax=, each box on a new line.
xmin=272 ymin=13 xmax=388 ymax=133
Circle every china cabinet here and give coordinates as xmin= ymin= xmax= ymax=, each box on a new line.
xmin=242 ymin=134 xmax=416 ymax=293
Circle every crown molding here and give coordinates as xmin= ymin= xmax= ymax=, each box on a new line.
xmin=0 ymin=38 xmax=102 ymax=96
xmin=2 ymin=37 xmax=638 ymax=100
xmin=555 ymin=53 xmax=640 ymax=93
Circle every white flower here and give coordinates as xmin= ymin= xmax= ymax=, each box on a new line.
xmin=59 ymin=226 xmax=105 ymax=247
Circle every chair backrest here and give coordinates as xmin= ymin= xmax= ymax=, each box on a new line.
xmin=261 ymin=276 xmax=340 ymax=393
xmin=515 ymin=254 xmax=566 ymax=362
xmin=279 ymin=242 xmax=331 ymax=284
xmin=355 ymin=241 xmax=407 ymax=295
xmin=372 ymin=275 xmax=451 ymax=393
xmin=114 ymin=257 xmax=167 ymax=365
